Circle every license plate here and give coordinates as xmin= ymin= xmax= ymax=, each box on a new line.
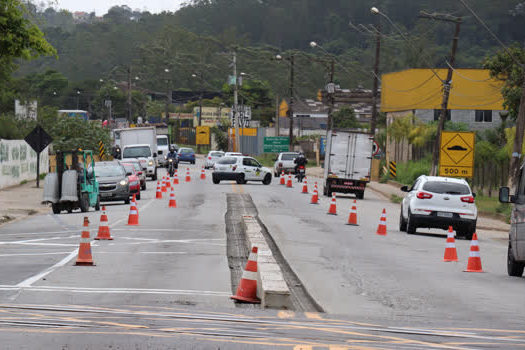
xmin=437 ymin=212 xmax=453 ymax=218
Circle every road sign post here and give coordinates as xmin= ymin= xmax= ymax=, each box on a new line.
xmin=439 ymin=131 xmax=475 ymax=178
xmin=263 ymin=137 xmax=290 ymax=153
xmin=24 ymin=125 xmax=53 ymax=188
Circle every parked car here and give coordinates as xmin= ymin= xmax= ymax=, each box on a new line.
xmin=224 ymin=152 xmax=243 ymax=157
xmin=399 ymin=175 xmax=477 ymax=239
xmin=205 ymin=151 xmax=225 ymax=169
xmin=121 ymin=162 xmax=142 ymax=200
xmin=119 ymin=159 xmax=146 ymax=190
xmin=94 ymin=161 xmax=131 ymax=204
xmin=177 ymin=147 xmax=196 ymax=164
xmin=212 ymin=156 xmax=272 ymax=185
xmin=273 ymin=152 xmax=300 ymax=177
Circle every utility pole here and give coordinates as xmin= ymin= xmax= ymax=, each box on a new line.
xmin=233 ymin=50 xmax=240 ymax=153
xmin=288 ymin=54 xmax=295 ymax=150
xmin=509 ymin=77 xmax=525 ymax=188
xmin=275 ymin=95 xmax=279 ymax=136
xmin=197 ymin=90 xmax=203 ymax=154
xmin=420 ymin=12 xmax=462 ymax=176
xmin=326 ymin=58 xmax=335 ymax=133
xmin=370 ymin=18 xmax=381 ymax=137
xmin=127 ymin=65 xmax=132 ymax=122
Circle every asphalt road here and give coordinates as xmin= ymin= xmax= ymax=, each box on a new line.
xmin=0 ymin=160 xmax=524 ymax=349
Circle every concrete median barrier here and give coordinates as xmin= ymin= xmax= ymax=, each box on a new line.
xmin=242 ymin=215 xmax=292 ymax=309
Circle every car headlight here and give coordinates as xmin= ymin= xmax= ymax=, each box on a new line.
xmin=120 ymin=179 xmax=129 ymax=186
xmin=148 ymin=160 xmax=154 ymax=166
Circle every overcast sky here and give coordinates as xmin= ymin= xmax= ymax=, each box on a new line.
xmin=55 ymin=0 xmax=185 ymax=15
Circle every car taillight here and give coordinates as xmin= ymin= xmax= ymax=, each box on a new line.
xmin=208 ymin=156 xmax=212 ymax=160
xmin=299 ymin=165 xmax=305 ymax=169
xmin=232 ymin=165 xmax=237 ymax=171
xmin=278 ymin=162 xmax=283 ymax=167
xmin=416 ymin=191 xmax=433 ymax=199
xmin=461 ymin=196 xmax=475 ymax=203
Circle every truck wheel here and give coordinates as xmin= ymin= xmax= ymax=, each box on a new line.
xmin=406 ymin=209 xmax=417 ymax=235
xmin=80 ymin=193 xmax=89 ymax=213
xmin=356 ymin=191 xmax=364 ymax=200
xmin=275 ymin=172 xmax=280 ymax=178
xmin=508 ymin=243 xmax=525 ymax=277
xmin=52 ymin=203 xmax=60 ymax=214
xmin=236 ymin=173 xmax=246 ymax=185
xmin=212 ymin=177 xmax=220 ymax=184
xmin=399 ymin=209 xmax=407 ymax=232
xmin=95 ymin=196 xmax=101 ymax=211
xmin=324 ymin=183 xmax=331 ymax=197
xmin=262 ymin=174 xmax=272 ymax=185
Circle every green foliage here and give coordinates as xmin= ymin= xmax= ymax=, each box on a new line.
xmin=332 ymin=106 xmax=359 ymax=129
xmin=0 ymin=114 xmax=35 ymax=139
xmin=395 ymin=157 xmax=432 ymax=185
xmin=390 ymin=194 xmax=403 ymax=204
xmin=483 ymin=44 xmax=525 ymax=120
xmin=210 ymin=126 xmax=228 ymax=151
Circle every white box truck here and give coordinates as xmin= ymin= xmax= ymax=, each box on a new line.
xmin=323 ymin=130 xmax=374 ymax=199
xmin=114 ymin=127 xmax=158 ymax=180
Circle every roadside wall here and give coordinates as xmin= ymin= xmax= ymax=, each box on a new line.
xmin=0 ymin=139 xmax=49 ymax=189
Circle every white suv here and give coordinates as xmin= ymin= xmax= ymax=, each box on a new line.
xmin=399 ymin=175 xmax=477 ymax=239
xmin=205 ymin=151 xmax=224 ymax=169
xmin=212 ymin=156 xmax=272 ymax=185
xmin=273 ymin=152 xmax=300 ymax=177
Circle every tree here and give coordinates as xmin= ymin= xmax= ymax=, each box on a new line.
xmin=483 ymin=45 xmax=525 ymax=120
xmin=332 ymin=106 xmax=359 ymax=129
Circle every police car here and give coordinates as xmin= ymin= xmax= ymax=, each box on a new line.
xmin=212 ymin=156 xmax=272 ymax=185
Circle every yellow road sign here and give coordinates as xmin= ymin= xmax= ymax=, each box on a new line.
xmin=196 ymin=126 xmax=210 ymax=145
xmin=439 ymin=131 xmax=475 ymax=178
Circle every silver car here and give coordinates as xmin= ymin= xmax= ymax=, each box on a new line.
xmin=94 ymin=161 xmax=131 ymax=204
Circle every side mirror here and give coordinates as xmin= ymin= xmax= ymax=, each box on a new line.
xmin=400 ymin=185 xmax=409 ymax=192
xmin=126 ymin=172 xmax=132 ymax=176
xmin=499 ymin=187 xmax=513 ymax=203
xmin=472 ymin=192 xmax=476 ymax=198
xmin=153 ymin=153 xmax=157 ymax=158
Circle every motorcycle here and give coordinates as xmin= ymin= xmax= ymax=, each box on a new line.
xmin=295 ymin=165 xmax=306 ymax=182
xmin=167 ymin=158 xmax=177 ymax=177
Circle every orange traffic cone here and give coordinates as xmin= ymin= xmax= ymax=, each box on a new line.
xmin=464 ymin=233 xmax=483 ymax=272
xmin=155 ymin=181 xmax=162 ymax=199
xmin=280 ymin=171 xmax=285 ymax=185
xmin=76 ymin=217 xmax=94 ymax=266
xmin=173 ymin=170 xmax=179 ymax=185
xmin=301 ymin=177 xmax=308 ymax=194
xmin=376 ymin=209 xmax=387 ymax=235
xmin=169 ymin=187 xmax=177 ymax=208
xmin=185 ymin=168 xmax=191 ymax=182
xmin=127 ymin=200 xmax=139 ymax=226
xmin=443 ymin=226 xmax=458 ymax=262
xmin=327 ymin=193 xmax=337 ymax=215
xmin=346 ymin=200 xmax=358 ymax=226
xmin=286 ymin=174 xmax=293 ymax=188
xmin=95 ymin=206 xmax=113 ymax=240
xmin=132 ymin=193 xmax=139 ymax=214
xmin=310 ymin=182 xmax=319 ymax=204
xmin=231 ymin=246 xmax=260 ymax=303
xmin=161 ymin=176 xmax=167 ymax=192
xmin=166 ymin=175 xmax=171 ymax=188
xmin=200 ymin=167 xmax=206 ymax=180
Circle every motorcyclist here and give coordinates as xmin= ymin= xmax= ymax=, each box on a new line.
xmin=294 ymin=152 xmax=308 ymax=173
xmin=166 ymin=146 xmax=178 ymax=174
xmin=113 ymin=145 xmax=121 ymax=160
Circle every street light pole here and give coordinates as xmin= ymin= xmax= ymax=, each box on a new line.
xmin=127 ymin=65 xmax=132 ymax=122
xmin=233 ymin=50 xmax=240 ymax=153
xmin=288 ymin=54 xmax=295 ymax=150
xmin=370 ymin=8 xmax=381 ymax=136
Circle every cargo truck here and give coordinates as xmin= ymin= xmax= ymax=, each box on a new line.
xmin=114 ymin=127 xmax=158 ymax=180
xmin=323 ymin=130 xmax=374 ymax=199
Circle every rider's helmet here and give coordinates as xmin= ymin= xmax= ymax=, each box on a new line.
xmin=169 ymin=146 xmax=175 ymax=152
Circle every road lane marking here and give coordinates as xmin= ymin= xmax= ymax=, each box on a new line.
xmin=0 ymin=235 xmax=77 ymax=245
xmin=277 ymin=311 xmax=295 ymax=319
xmin=0 ymin=230 xmax=78 ymax=236
xmin=304 ymin=312 xmax=323 ymax=320
xmin=0 ymin=285 xmax=231 ymax=297
xmin=13 ymin=198 xmax=156 ymax=288
xmin=0 ymin=252 xmax=73 ymax=257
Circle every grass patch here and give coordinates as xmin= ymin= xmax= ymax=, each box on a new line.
xmin=255 ymin=153 xmax=277 ymax=167
xmin=394 ymin=157 xmax=431 ymax=185
xmin=475 ymin=195 xmax=512 ymax=223
xmin=390 ymin=194 xmax=403 ymax=204
xmin=39 ymin=173 xmax=47 ymax=180
xmin=19 ymin=180 xmax=28 ymax=185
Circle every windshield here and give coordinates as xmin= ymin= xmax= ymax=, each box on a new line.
xmin=95 ymin=165 xmax=125 ymax=177
xmin=210 ymin=152 xmax=224 ymax=157
xmin=123 ymin=146 xmax=151 ymax=158
xmin=121 ymin=164 xmax=135 ymax=174
xmin=422 ymin=181 xmax=470 ymax=195
xmin=157 ymin=137 xmax=168 ymax=146
xmin=217 ymin=157 xmax=237 ymax=165
xmin=179 ymin=148 xmax=193 ymax=154
xmin=281 ymin=153 xmax=299 ymax=161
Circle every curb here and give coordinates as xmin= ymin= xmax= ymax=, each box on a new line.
xmin=242 ymin=215 xmax=292 ymax=309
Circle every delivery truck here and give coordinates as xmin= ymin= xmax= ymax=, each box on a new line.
xmin=323 ymin=130 xmax=374 ymax=199
xmin=114 ymin=127 xmax=158 ymax=180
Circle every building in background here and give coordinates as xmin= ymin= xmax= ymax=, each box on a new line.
xmin=192 ymin=106 xmax=232 ymax=127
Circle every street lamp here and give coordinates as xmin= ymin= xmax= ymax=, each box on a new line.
xmin=76 ymin=90 xmax=80 ymax=109
xmin=273 ymin=53 xmax=295 ymax=149
xmin=370 ymin=6 xmax=379 ymax=15
xmin=309 ymin=41 xmax=336 ymax=132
